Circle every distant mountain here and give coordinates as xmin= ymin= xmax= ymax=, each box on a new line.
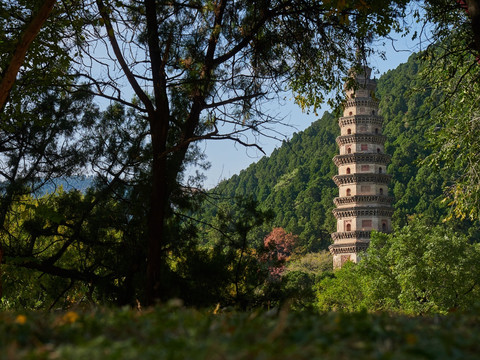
xmin=197 ymin=53 xmax=470 ymax=251
xmin=37 ymin=175 xmax=95 ymax=196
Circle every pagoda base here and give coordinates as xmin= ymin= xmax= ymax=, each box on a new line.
xmin=329 ymin=241 xmax=370 ymax=269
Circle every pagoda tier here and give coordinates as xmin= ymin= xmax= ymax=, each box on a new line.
xmin=336 ymin=134 xmax=387 ymax=147
xmin=333 ymin=153 xmax=390 ymax=166
xmin=329 ymin=241 xmax=370 ymax=255
xmin=332 ymin=207 xmax=395 ymax=219
xmin=332 ymin=173 xmax=391 ymax=186
xmin=344 ymin=98 xmax=379 ymax=109
xmin=333 ymin=195 xmax=393 ymax=207
xmin=331 ymin=231 xmax=371 ymax=241
xmin=329 ymin=65 xmax=393 ymax=269
xmin=338 ymin=115 xmax=384 ymax=127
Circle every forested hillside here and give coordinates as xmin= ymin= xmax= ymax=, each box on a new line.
xmin=198 ymin=53 xmax=469 ymax=250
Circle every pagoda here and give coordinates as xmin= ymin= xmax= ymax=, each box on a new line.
xmin=329 ymin=66 xmax=393 ymax=269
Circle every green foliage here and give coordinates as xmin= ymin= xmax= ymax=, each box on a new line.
xmin=376 ymin=53 xmax=451 ymax=228
xmin=317 ymin=217 xmax=480 ymax=315
xmin=418 ymin=31 xmax=480 ymax=221
xmin=316 ymin=261 xmax=368 ymax=312
xmin=287 ymin=251 xmax=332 ymax=275
xmin=281 ymin=251 xmax=332 ymax=310
xmin=0 ymin=188 xmax=148 ymax=310
xmin=371 ymin=219 xmax=480 ymax=314
xmin=4 ymin=305 xmax=480 ymax=359
xmin=171 ymin=197 xmax=274 ymax=309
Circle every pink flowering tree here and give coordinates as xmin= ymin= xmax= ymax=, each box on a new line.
xmin=263 ymin=228 xmax=298 ymax=279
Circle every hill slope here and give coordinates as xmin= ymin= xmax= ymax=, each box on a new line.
xmin=198 ymin=54 xmax=461 ymax=250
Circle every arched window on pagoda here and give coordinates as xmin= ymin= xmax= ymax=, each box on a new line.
xmin=346 ymin=188 xmax=351 ymax=196
xmin=379 ymin=167 xmax=383 ymax=174
xmin=346 ymin=223 xmax=351 ymax=231
xmin=346 ymin=167 xmax=351 ymax=174
xmin=379 ymin=188 xmax=383 ymax=195
xmin=347 ymin=128 xmax=352 ymax=134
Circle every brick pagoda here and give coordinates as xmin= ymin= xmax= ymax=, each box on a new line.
xmin=329 ymin=66 xmax=393 ymax=269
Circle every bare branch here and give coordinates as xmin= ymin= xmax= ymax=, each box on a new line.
xmin=204 ymin=92 xmax=267 ymax=109
xmin=96 ymin=0 xmax=155 ymax=116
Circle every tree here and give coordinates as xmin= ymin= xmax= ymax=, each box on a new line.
xmin=406 ymin=1 xmax=480 ymax=221
xmin=186 ymin=197 xmax=273 ymax=308
xmin=422 ymin=0 xmax=480 ymax=58
xmin=63 ymin=0 xmax=411 ymax=304
xmin=0 ymin=87 xmax=100 ymax=307
xmin=0 ymin=0 xmax=97 ymax=303
xmin=371 ymin=219 xmax=480 ymax=314
xmin=282 ymin=251 xmax=332 ymax=310
xmin=419 ymin=33 xmax=480 ymax=220
xmin=316 ymin=261 xmax=367 ymax=312
xmin=0 ymin=186 xmax=150 ymax=309
xmin=263 ymin=227 xmax=297 ymax=278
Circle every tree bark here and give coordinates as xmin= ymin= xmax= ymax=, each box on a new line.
xmin=144 ymin=0 xmax=171 ymax=306
xmin=145 ymin=138 xmax=169 ymax=305
xmin=0 ymin=244 xmax=3 ymax=300
xmin=466 ymin=0 xmax=480 ymax=57
xmin=0 ymin=0 xmax=57 ymax=111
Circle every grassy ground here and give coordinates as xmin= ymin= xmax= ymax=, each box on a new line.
xmin=1 ymin=302 xmax=479 ymax=359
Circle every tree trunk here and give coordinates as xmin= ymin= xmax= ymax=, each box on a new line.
xmin=466 ymin=0 xmax=480 ymax=57
xmin=144 ymin=110 xmax=202 ymax=306
xmin=142 ymin=0 xmax=171 ymax=306
xmin=145 ymin=146 xmax=169 ymax=305
xmin=0 ymin=244 xmax=3 ymax=300
xmin=0 ymin=0 xmax=57 ymax=111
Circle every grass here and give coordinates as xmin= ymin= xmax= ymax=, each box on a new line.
xmin=1 ymin=302 xmax=480 ymax=359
